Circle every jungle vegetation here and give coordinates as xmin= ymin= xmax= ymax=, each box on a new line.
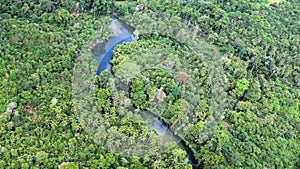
xmin=0 ymin=0 xmax=299 ymax=168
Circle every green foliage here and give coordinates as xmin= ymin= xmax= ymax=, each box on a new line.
xmin=166 ymin=99 xmax=193 ymax=124
xmin=114 ymin=1 xmax=137 ymax=16
xmin=96 ymin=70 xmax=113 ymax=89
xmin=58 ymin=162 xmax=79 ymax=169
xmin=0 ymin=160 xmax=6 ymax=168
xmin=0 ymin=0 xmax=299 ymax=169
xmin=35 ymin=151 xmax=49 ymax=163
xmin=199 ymin=142 xmax=225 ymax=168
xmin=90 ymin=0 xmax=116 ymax=16
xmin=244 ymin=78 xmax=261 ymax=102
xmin=165 ymin=85 xmax=181 ymax=101
xmin=55 ymin=9 xmax=71 ymax=23
xmin=187 ymin=121 xmax=204 ymax=139
xmin=235 ymin=78 xmax=250 ymax=98
xmin=97 ymin=88 xmax=111 ymax=109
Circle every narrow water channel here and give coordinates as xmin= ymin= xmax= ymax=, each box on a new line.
xmin=139 ymin=110 xmax=198 ymax=167
xmin=91 ymin=17 xmax=198 ymax=168
xmin=91 ymin=17 xmax=134 ymax=75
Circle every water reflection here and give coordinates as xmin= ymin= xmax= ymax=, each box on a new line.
xmin=139 ymin=110 xmax=197 ymax=167
xmin=91 ymin=18 xmax=134 ymax=75
xmin=139 ymin=110 xmax=181 ymax=143
xmin=91 ymin=17 xmax=197 ymax=168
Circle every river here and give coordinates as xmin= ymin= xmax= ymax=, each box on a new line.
xmin=91 ymin=17 xmax=134 ymax=75
xmin=91 ymin=17 xmax=198 ymax=168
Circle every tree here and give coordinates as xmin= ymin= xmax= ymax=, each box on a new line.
xmin=0 ymin=160 xmax=6 ymax=168
xmin=156 ymin=88 xmax=166 ymax=102
xmin=199 ymin=145 xmax=224 ymax=168
xmin=58 ymin=162 xmax=79 ymax=169
xmin=165 ymin=85 xmax=181 ymax=101
xmin=177 ymin=71 xmax=189 ymax=86
xmin=235 ymin=78 xmax=250 ymax=98
xmin=55 ymin=9 xmax=70 ymax=23
xmin=97 ymin=88 xmax=110 ymax=109
xmin=244 ymin=79 xmax=261 ymax=102
xmin=35 ymin=151 xmax=49 ymax=163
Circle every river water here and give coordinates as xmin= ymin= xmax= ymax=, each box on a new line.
xmin=91 ymin=17 xmax=134 ymax=75
xmin=91 ymin=17 xmax=197 ymax=168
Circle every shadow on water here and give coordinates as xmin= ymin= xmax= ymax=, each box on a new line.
xmin=139 ymin=110 xmax=198 ymax=168
xmin=91 ymin=17 xmax=134 ymax=75
xmin=92 ymin=17 xmax=198 ymax=168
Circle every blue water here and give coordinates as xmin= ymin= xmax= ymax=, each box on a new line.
xmin=95 ymin=35 xmax=134 ymax=75
xmin=92 ymin=19 xmax=134 ymax=75
xmin=92 ymin=18 xmax=198 ymax=168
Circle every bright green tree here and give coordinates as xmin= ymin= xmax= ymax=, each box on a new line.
xmin=235 ymin=78 xmax=250 ymax=98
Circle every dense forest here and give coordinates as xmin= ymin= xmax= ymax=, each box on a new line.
xmin=0 ymin=0 xmax=299 ymax=169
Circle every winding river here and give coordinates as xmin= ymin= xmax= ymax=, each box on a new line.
xmin=91 ymin=17 xmax=198 ymax=168
xmin=91 ymin=17 xmax=134 ymax=75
